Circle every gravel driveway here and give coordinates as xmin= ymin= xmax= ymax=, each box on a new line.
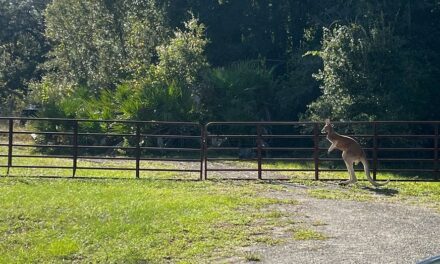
xmin=199 ymin=161 xmax=440 ymax=263
xmin=242 ymin=183 xmax=440 ymax=264
xmin=158 ymin=160 xmax=440 ymax=263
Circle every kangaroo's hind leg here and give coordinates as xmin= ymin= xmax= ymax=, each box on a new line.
xmin=341 ymin=151 xmax=357 ymax=185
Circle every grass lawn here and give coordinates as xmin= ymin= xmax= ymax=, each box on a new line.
xmin=0 ymin=144 xmax=292 ymax=263
xmin=0 ymin=178 xmax=295 ymax=263
xmin=1 ymin=142 xmax=440 ymax=263
xmin=262 ymin=162 xmax=440 ymax=212
xmin=305 ymin=180 xmax=440 ymax=211
xmin=0 ymin=137 xmax=294 ymax=262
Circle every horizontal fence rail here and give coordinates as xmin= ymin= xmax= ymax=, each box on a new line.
xmin=204 ymin=121 xmax=440 ymax=181
xmin=0 ymin=117 xmax=439 ymax=181
xmin=0 ymin=117 xmax=203 ymax=180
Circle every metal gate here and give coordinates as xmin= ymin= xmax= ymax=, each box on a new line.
xmin=0 ymin=118 xmax=203 ymax=179
xmin=1 ymin=118 xmax=439 ymax=181
xmin=204 ymin=121 xmax=439 ymax=181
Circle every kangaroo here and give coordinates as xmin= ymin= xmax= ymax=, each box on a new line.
xmin=321 ymin=119 xmax=389 ymax=187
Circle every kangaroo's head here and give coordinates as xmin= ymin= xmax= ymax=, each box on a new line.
xmin=321 ymin=119 xmax=334 ymax=134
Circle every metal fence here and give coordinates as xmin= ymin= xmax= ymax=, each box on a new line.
xmin=1 ymin=118 xmax=439 ymax=181
xmin=204 ymin=121 xmax=439 ymax=181
xmin=0 ymin=117 xmax=203 ymax=179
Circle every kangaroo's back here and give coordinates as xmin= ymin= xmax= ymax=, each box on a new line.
xmin=322 ymin=119 xmax=389 ymax=187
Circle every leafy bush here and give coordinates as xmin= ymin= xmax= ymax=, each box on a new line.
xmin=200 ymin=60 xmax=277 ymax=122
xmin=305 ymin=21 xmax=440 ymax=122
xmin=31 ymin=17 xmax=208 ymax=153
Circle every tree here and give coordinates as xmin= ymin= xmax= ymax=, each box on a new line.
xmin=128 ymin=16 xmax=209 ymax=121
xmin=37 ymin=17 xmax=209 ymax=123
xmin=306 ymin=0 xmax=440 ymax=121
xmin=200 ymin=60 xmax=277 ymax=122
xmin=43 ymin=0 xmax=168 ymax=93
xmin=0 ymin=0 xmax=49 ymax=114
xmin=305 ymin=24 xmax=404 ymax=121
xmin=21 ymin=0 xmax=440 ymax=123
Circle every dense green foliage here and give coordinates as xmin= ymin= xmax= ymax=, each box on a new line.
xmin=1 ymin=0 xmax=440 ymax=122
xmin=43 ymin=0 xmax=168 ymax=92
xmin=0 ymin=0 xmax=49 ymax=114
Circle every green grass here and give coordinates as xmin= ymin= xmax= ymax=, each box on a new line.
xmin=292 ymin=228 xmax=327 ymax=241
xmin=386 ymin=181 xmax=440 ymax=211
xmin=263 ymin=160 xmax=434 ymax=181
xmin=2 ymin=143 xmax=440 ymax=262
xmin=0 ymin=178 xmax=295 ymax=263
xmin=303 ymin=180 xmax=440 ymax=212
xmin=308 ymin=188 xmax=374 ymax=202
xmin=244 ymin=252 xmax=263 ymax=261
xmin=0 ymin=145 xmax=296 ymax=263
xmin=0 ymin=145 xmax=196 ymax=179
xmin=253 ymin=161 xmax=440 ymax=214
xmin=263 ymin=161 xmax=440 ymax=211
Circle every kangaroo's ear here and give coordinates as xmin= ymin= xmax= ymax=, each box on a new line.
xmin=325 ymin=118 xmax=330 ymax=124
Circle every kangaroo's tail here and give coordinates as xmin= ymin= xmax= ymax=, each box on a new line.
xmin=360 ymin=157 xmax=390 ymax=187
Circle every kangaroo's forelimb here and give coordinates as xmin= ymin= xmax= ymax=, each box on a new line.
xmin=322 ymin=119 xmax=389 ymax=187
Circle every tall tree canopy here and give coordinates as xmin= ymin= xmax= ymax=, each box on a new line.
xmin=306 ymin=1 xmax=440 ymax=121
xmin=1 ymin=0 xmax=439 ymax=122
xmin=0 ymin=0 xmax=49 ymax=113
xmin=43 ymin=0 xmax=168 ymax=92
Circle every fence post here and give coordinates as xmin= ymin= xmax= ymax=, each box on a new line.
xmin=72 ymin=120 xmax=78 ymax=177
xmin=313 ymin=123 xmax=319 ymax=180
xmin=199 ymin=126 xmax=205 ymax=181
xmin=372 ymin=122 xmax=378 ymax=181
xmin=204 ymin=126 xmax=208 ymax=180
xmin=435 ymin=123 xmax=439 ymax=180
xmin=135 ymin=124 xmax=141 ymax=179
xmin=6 ymin=118 xmax=13 ymax=176
xmin=256 ymin=124 xmax=263 ymax=180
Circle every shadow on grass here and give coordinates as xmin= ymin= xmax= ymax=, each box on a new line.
xmin=361 ymin=186 xmax=399 ymax=197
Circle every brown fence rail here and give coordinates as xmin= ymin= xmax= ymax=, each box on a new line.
xmin=1 ymin=118 xmax=439 ymax=181
xmin=0 ymin=117 xmax=203 ymax=180
xmin=204 ymin=121 xmax=440 ymax=181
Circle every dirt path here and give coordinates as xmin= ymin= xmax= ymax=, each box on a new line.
xmin=243 ymin=183 xmax=440 ymax=264
xmin=188 ymin=161 xmax=440 ymax=263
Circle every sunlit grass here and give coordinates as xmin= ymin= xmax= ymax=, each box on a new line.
xmin=308 ymin=188 xmax=374 ymax=202
xmin=388 ymin=181 xmax=440 ymax=211
xmin=0 ymin=178 xmax=297 ymax=263
xmin=260 ymin=162 xmax=440 ymax=212
xmin=292 ymin=228 xmax=328 ymax=241
xmin=263 ymin=160 xmax=431 ymax=182
xmin=302 ymin=179 xmax=440 ymax=212
xmin=2 ymin=141 xmax=440 ymax=263
xmin=0 ymin=146 xmax=197 ymax=179
xmin=244 ymin=252 xmax=263 ymax=261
